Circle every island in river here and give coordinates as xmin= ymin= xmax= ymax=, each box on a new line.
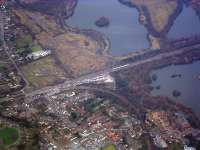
xmin=95 ymin=17 xmax=110 ymax=28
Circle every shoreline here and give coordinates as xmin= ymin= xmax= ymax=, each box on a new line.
xmin=151 ymin=60 xmax=200 ymax=116
xmin=62 ymin=0 xmax=149 ymax=60
xmin=64 ymin=24 xmax=111 ymax=56
xmin=118 ymin=0 xmax=183 ymax=38
xmin=114 ymin=36 xmax=200 ymax=125
xmin=147 ymin=48 xmax=200 ymax=126
xmin=57 ymin=2 xmax=111 ymax=57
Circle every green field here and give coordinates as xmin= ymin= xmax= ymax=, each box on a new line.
xmin=0 ymin=127 xmax=20 ymax=148
xmin=102 ymin=144 xmax=117 ymax=150
xmin=31 ymin=44 xmax=42 ymax=52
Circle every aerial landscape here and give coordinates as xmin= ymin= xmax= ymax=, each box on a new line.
xmin=0 ymin=0 xmax=200 ymax=149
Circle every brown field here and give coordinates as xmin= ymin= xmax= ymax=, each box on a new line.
xmin=37 ymin=32 xmax=107 ymax=75
xmin=14 ymin=8 xmax=108 ymax=77
xmin=21 ymin=56 xmax=67 ymax=91
xmin=132 ymin=0 xmax=179 ymax=32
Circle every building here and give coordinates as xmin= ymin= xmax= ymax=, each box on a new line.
xmin=26 ymin=50 xmax=51 ymax=60
xmin=153 ymin=135 xmax=168 ymax=148
xmin=175 ymin=113 xmax=191 ymax=131
xmin=184 ymin=145 xmax=196 ymax=150
xmin=146 ymin=111 xmax=172 ymax=131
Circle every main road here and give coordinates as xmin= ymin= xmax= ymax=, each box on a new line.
xmin=27 ymin=42 xmax=200 ymax=100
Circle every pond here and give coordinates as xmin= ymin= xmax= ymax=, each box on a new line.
xmin=66 ymin=0 xmax=149 ymax=56
xmin=151 ymin=61 xmax=200 ymax=117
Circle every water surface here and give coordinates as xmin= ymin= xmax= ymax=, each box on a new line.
xmin=168 ymin=6 xmax=200 ymax=39
xmin=66 ymin=0 xmax=149 ymax=56
xmin=151 ymin=61 xmax=200 ymax=117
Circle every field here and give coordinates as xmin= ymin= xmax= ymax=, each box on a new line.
xmin=31 ymin=44 xmax=42 ymax=52
xmin=0 ymin=127 xmax=20 ymax=148
xmin=21 ymin=56 xmax=67 ymax=91
xmin=16 ymin=34 xmax=33 ymax=54
xmin=132 ymin=0 xmax=179 ymax=33
xmin=102 ymin=144 xmax=117 ymax=150
xmin=37 ymin=32 xmax=107 ymax=75
xmin=14 ymin=8 xmax=108 ymax=76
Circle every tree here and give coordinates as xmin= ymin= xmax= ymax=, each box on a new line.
xmin=0 ymin=39 xmax=3 ymax=47
xmin=151 ymin=74 xmax=158 ymax=81
xmin=172 ymin=90 xmax=181 ymax=98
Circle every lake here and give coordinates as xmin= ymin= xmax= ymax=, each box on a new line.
xmin=66 ymin=0 xmax=149 ymax=56
xmin=151 ymin=61 xmax=200 ymax=117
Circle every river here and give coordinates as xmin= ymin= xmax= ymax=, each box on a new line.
xmin=66 ymin=0 xmax=149 ymax=56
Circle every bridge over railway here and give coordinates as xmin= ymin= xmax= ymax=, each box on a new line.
xmin=27 ymin=41 xmax=200 ymax=100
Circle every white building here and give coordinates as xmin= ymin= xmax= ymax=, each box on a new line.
xmin=184 ymin=145 xmax=196 ymax=150
xmin=26 ymin=50 xmax=51 ymax=60
xmin=153 ymin=135 xmax=168 ymax=148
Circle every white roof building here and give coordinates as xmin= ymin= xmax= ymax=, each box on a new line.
xmin=184 ymin=145 xmax=196 ymax=150
xmin=153 ymin=135 xmax=168 ymax=148
xmin=26 ymin=50 xmax=51 ymax=60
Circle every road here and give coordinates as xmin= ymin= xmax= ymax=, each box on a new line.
xmin=27 ymin=42 xmax=200 ymax=100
